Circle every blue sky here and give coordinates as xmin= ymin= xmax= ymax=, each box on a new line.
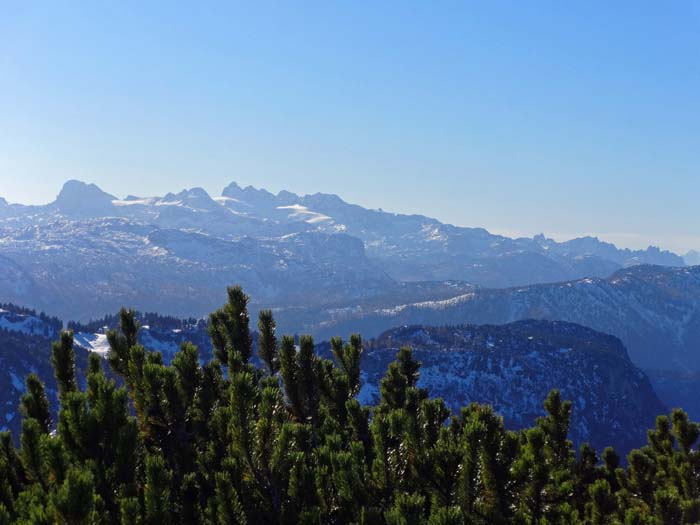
xmin=1 ymin=2 xmax=699 ymax=252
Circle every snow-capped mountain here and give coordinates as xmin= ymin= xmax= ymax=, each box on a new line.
xmin=346 ymin=321 xmax=664 ymax=453
xmin=0 ymin=180 xmax=685 ymax=321
xmin=219 ymin=181 xmax=684 ymax=284
xmin=0 ymin=215 xmax=396 ymax=320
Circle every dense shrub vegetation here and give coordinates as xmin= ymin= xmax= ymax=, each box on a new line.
xmin=1 ymin=286 xmax=699 ymax=524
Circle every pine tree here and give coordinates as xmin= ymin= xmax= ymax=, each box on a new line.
xmin=107 ymin=308 xmax=140 ymax=380
xmin=257 ymin=309 xmax=278 ymax=375
xmin=384 ymin=492 xmax=425 ymax=525
xmin=5 ymin=284 xmax=700 ymax=524
xmin=279 ymin=335 xmax=304 ymax=420
xmin=144 ymin=454 xmax=172 ymax=525
xmin=585 ymin=479 xmax=617 ymax=525
xmin=208 ymin=285 xmax=252 ymax=367
xmin=51 ymin=331 xmax=77 ymax=400
xmin=20 ymin=418 xmax=47 ymax=489
xmin=0 ymin=432 xmax=21 ymax=511
xmin=296 ymin=335 xmax=320 ymax=425
xmin=19 ymin=374 xmax=52 ymax=435
xmin=50 ymin=467 xmax=95 ymax=525
xmin=331 ymin=334 xmax=362 ymax=397
xmin=214 ymin=472 xmax=247 ymax=525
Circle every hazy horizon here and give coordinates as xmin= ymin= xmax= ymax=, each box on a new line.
xmin=2 ymin=2 xmax=699 ymax=253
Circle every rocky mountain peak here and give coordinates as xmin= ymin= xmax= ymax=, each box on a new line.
xmin=160 ymin=187 xmax=219 ymax=210
xmin=53 ymin=180 xmax=117 ymax=216
xmin=222 ymin=181 xmax=276 ymax=203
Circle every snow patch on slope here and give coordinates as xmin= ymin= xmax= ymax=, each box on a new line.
xmin=277 ymin=204 xmax=333 ymax=224
xmin=74 ymin=332 xmax=111 ymax=356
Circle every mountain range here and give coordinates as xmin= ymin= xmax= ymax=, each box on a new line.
xmin=1 ymin=179 xmax=698 ymax=440
xmin=0 ymin=180 xmax=686 ymax=322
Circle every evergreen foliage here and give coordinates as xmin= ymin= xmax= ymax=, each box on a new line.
xmin=51 ymin=331 xmax=77 ymax=400
xmin=19 ymin=375 xmax=51 ymax=435
xmin=257 ymin=309 xmax=278 ymax=376
xmin=2 ymin=286 xmax=699 ymax=523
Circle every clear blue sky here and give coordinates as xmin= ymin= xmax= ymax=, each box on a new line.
xmin=1 ymin=1 xmax=699 ymax=252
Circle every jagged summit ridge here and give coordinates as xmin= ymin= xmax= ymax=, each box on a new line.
xmin=0 ymin=178 xmax=689 ymax=267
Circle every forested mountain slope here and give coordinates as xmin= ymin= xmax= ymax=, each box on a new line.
xmin=348 ymin=321 xmax=664 ymax=453
xmin=0 ymin=301 xmax=664 ymax=454
xmin=295 ymin=265 xmax=700 ymax=373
